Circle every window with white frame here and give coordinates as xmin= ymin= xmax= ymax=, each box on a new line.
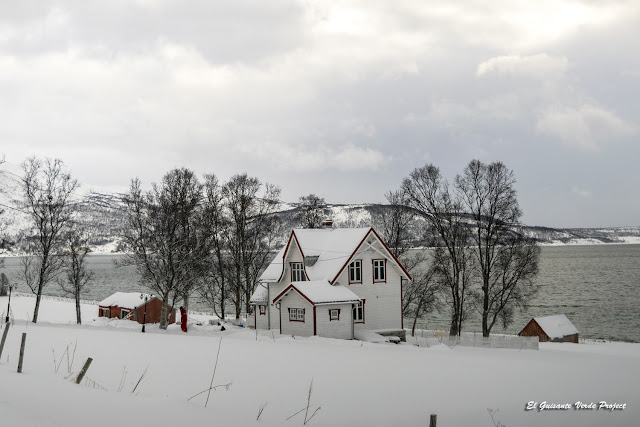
xmin=99 ymin=308 xmax=110 ymax=317
xmin=329 ymin=309 xmax=340 ymax=321
xmin=373 ymin=259 xmax=386 ymax=282
xmin=353 ymin=301 xmax=364 ymax=323
xmin=291 ymin=262 xmax=306 ymax=282
xmin=289 ymin=308 xmax=305 ymax=322
xmin=121 ymin=309 xmax=131 ymax=319
xmin=259 ymin=305 xmax=266 ymax=315
xmin=348 ymin=260 xmax=362 ymax=284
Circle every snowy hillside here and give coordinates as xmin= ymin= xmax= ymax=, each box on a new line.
xmin=2 ymin=168 xmax=639 ymax=254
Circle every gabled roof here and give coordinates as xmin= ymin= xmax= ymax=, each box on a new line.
xmin=532 ymin=314 xmax=579 ymax=339
xmin=98 ymin=292 xmax=153 ymax=309
xmin=259 ymin=227 xmax=412 ymax=284
xmin=272 ymin=281 xmax=361 ymax=305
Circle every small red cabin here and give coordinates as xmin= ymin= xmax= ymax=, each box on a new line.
xmin=98 ymin=292 xmax=176 ymax=325
xmin=519 ymin=314 xmax=579 ymax=343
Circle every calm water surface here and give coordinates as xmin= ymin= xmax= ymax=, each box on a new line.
xmin=1 ymin=244 xmax=639 ymax=342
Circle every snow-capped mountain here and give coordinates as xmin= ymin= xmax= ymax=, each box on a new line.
xmin=1 ymin=168 xmax=639 ymax=254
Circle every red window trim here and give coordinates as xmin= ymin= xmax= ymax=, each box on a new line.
xmin=354 ymin=299 xmax=365 ymax=324
xmin=290 ymin=262 xmax=306 ymax=282
xmin=259 ymin=305 xmax=266 ymax=315
xmin=329 ymin=308 xmax=341 ymax=321
xmin=288 ymin=307 xmax=305 ymax=322
xmin=372 ymin=259 xmax=387 ymax=283
xmin=348 ymin=260 xmax=362 ymax=284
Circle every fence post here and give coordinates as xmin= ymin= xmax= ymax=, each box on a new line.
xmin=429 ymin=414 xmax=437 ymax=427
xmin=17 ymin=333 xmax=26 ymax=373
xmin=0 ymin=322 xmax=10 ymax=360
xmin=76 ymin=357 xmax=93 ymax=384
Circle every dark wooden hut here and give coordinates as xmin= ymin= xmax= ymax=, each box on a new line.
xmin=519 ymin=314 xmax=579 ymax=343
xmin=98 ymin=292 xmax=176 ymax=325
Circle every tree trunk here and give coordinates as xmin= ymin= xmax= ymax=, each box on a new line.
xmin=75 ymin=288 xmax=82 ymax=324
xmin=32 ymin=281 xmax=44 ymax=323
xmin=160 ymin=290 xmax=170 ymax=329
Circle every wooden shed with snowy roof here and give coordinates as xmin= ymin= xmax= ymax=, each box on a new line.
xmin=519 ymin=314 xmax=579 ymax=343
xmin=98 ymin=292 xmax=176 ymax=325
xmin=248 ymin=227 xmax=411 ymax=340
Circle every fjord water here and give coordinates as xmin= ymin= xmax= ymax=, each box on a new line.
xmin=1 ymin=244 xmax=639 ymax=342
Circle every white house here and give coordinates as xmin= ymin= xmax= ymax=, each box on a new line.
xmin=248 ymin=226 xmax=411 ymax=340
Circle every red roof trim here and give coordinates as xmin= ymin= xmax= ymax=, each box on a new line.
xmin=331 ymin=229 xmax=371 ymax=284
xmin=277 ymin=230 xmax=307 ymax=283
xmin=330 ymin=228 xmax=412 ymax=284
xmin=370 ymin=228 xmax=412 ymax=280
xmin=272 ymin=284 xmax=315 ymax=306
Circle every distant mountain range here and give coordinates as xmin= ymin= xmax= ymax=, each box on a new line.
xmin=1 ymin=171 xmax=639 ymax=254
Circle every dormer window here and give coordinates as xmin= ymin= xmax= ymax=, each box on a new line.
xmin=291 ymin=262 xmax=306 ymax=282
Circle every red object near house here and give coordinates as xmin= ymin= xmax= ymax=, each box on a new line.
xmin=98 ymin=292 xmax=176 ymax=325
xmin=180 ymin=307 xmax=188 ymax=332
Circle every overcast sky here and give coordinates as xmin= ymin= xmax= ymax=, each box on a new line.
xmin=1 ymin=1 xmax=638 ymax=228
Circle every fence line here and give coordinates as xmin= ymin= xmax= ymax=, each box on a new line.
xmin=413 ymin=330 xmax=539 ymax=350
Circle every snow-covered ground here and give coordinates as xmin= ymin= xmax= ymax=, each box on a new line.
xmin=0 ymin=294 xmax=637 ymax=426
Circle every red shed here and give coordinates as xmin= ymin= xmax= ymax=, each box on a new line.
xmin=519 ymin=314 xmax=579 ymax=343
xmin=98 ymin=292 xmax=176 ymax=325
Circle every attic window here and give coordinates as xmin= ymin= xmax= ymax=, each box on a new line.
xmin=373 ymin=259 xmax=386 ymax=283
xmin=349 ymin=260 xmax=362 ymax=284
xmin=304 ymin=256 xmax=319 ymax=267
xmin=291 ymin=262 xmax=306 ymax=282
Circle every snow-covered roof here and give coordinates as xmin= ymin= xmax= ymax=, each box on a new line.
xmin=273 ymin=280 xmax=361 ymax=305
xmin=250 ymin=285 xmax=269 ymax=304
xmin=98 ymin=292 xmax=152 ymax=309
xmin=261 ymin=227 xmax=404 ymax=284
xmin=534 ymin=314 xmax=579 ymax=339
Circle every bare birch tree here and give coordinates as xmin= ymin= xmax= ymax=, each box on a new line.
xmin=297 ymin=194 xmax=327 ymax=229
xmin=21 ymin=157 xmax=79 ymax=323
xmin=455 ymin=160 xmax=540 ymax=336
xmin=374 ymin=190 xmax=440 ymax=336
xmin=59 ymin=228 xmax=93 ymax=324
xmin=199 ymin=173 xmax=232 ymax=320
xmin=119 ymin=168 xmax=212 ymax=329
xmin=223 ymin=174 xmax=282 ymax=319
xmin=401 ymin=164 xmax=473 ymax=336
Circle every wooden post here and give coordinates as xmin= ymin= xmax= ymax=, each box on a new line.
xmin=429 ymin=414 xmax=437 ymax=427
xmin=0 ymin=322 xmax=9 ymax=360
xmin=17 ymin=333 xmax=26 ymax=373
xmin=76 ymin=357 xmax=93 ymax=384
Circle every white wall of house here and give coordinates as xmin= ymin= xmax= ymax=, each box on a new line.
xmin=336 ymin=241 xmax=403 ymax=331
xmin=315 ymin=303 xmax=354 ymax=340
xmin=255 ymin=305 xmax=269 ymax=329
xmin=266 ymin=238 xmax=306 ymax=330
xmin=279 ymin=291 xmax=314 ymax=337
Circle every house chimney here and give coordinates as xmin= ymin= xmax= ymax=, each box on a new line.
xmin=322 ymin=219 xmax=333 ymax=229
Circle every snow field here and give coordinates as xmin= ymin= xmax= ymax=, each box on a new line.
xmin=0 ymin=295 xmax=638 ymax=426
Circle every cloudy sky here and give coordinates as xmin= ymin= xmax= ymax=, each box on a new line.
xmin=1 ymin=0 xmax=638 ymax=228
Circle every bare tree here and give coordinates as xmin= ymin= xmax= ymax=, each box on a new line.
xmin=0 ymin=154 xmax=11 ymax=260
xmin=401 ymin=164 xmax=473 ymax=336
xmin=199 ymin=173 xmax=232 ymax=320
xmin=119 ymin=168 xmax=212 ymax=329
xmin=455 ymin=160 xmax=540 ymax=336
xmin=21 ymin=157 xmax=79 ymax=323
xmin=59 ymin=228 xmax=94 ymax=324
xmin=223 ymin=174 xmax=282 ymax=319
xmin=374 ymin=190 xmax=440 ymax=336
xmin=297 ymin=194 xmax=327 ymax=229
